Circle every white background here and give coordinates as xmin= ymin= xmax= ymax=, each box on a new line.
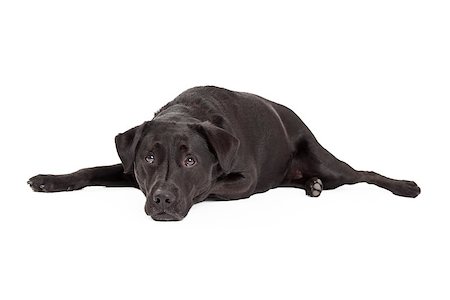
xmin=1 ymin=1 xmax=449 ymax=299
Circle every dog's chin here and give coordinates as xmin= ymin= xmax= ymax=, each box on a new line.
xmin=144 ymin=198 xmax=193 ymax=221
xmin=145 ymin=204 xmax=188 ymax=221
xmin=151 ymin=212 xmax=184 ymax=222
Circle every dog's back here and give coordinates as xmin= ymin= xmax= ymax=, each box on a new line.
xmin=163 ymin=86 xmax=297 ymax=192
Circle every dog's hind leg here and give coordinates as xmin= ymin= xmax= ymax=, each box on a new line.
xmin=28 ymin=164 xmax=139 ymax=192
xmin=284 ymin=137 xmax=421 ymax=198
xmin=354 ymin=171 xmax=421 ymax=198
xmin=270 ymin=102 xmax=420 ymax=198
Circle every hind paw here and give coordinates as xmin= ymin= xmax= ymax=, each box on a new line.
xmin=392 ymin=180 xmax=421 ymax=198
xmin=305 ymin=177 xmax=323 ymax=197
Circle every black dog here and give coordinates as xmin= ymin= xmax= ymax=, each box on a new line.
xmin=28 ymin=86 xmax=420 ymax=221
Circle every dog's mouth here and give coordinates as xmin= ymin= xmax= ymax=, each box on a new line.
xmin=144 ymin=196 xmax=187 ymax=221
xmin=151 ymin=211 xmax=184 ymax=221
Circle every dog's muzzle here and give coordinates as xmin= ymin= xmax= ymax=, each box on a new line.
xmin=144 ymin=185 xmax=185 ymax=221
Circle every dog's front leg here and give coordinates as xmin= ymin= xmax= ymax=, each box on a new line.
xmin=208 ymin=171 xmax=257 ymax=200
xmin=28 ymin=164 xmax=138 ymax=192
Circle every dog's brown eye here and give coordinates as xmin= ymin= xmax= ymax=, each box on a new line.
xmin=145 ymin=154 xmax=155 ymax=164
xmin=184 ymin=156 xmax=196 ymax=167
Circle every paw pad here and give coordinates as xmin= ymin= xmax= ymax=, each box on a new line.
xmin=306 ymin=177 xmax=323 ymax=197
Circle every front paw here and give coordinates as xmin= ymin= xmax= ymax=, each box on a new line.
xmin=27 ymin=174 xmax=77 ymax=192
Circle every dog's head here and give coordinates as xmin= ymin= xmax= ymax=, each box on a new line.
xmin=115 ymin=120 xmax=239 ymax=221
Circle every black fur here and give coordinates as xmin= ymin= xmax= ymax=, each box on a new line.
xmin=28 ymin=86 xmax=420 ymax=221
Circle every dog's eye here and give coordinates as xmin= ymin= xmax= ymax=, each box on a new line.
xmin=184 ymin=156 xmax=196 ymax=167
xmin=145 ymin=154 xmax=155 ymax=164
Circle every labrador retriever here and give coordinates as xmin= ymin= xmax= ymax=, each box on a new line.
xmin=28 ymin=86 xmax=421 ymax=221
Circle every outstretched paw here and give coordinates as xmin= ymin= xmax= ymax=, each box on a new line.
xmin=27 ymin=174 xmax=78 ymax=192
xmin=305 ymin=177 xmax=323 ymax=197
xmin=392 ymin=180 xmax=421 ymax=198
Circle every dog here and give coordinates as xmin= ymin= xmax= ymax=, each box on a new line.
xmin=28 ymin=86 xmax=421 ymax=221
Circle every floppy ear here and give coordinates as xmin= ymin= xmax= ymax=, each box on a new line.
xmin=192 ymin=121 xmax=240 ymax=173
xmin=115 ymin=122 xmax=147 ymax=173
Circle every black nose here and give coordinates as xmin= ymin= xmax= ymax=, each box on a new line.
xmin=153 ymin=189 xmax=175 ymax=209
